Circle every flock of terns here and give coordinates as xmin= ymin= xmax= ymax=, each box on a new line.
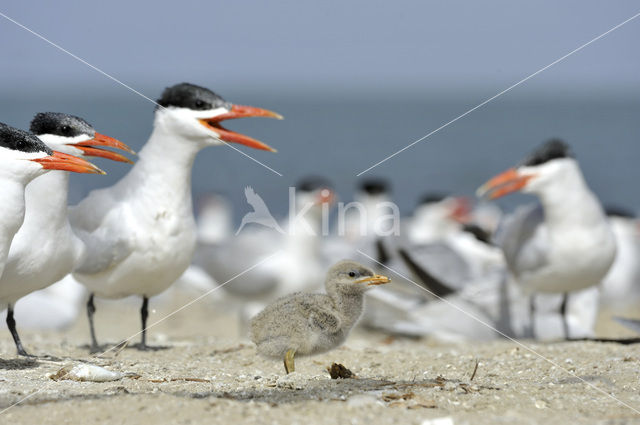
xmin=0 ymin=82 xmax=638 ymax=373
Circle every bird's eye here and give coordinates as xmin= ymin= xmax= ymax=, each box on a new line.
xmin=348 ymin=271 xmax=357 ymax=278
xmin=195 ymin=100 xmax=205 ymax=108
xmin=16 ymin=140 xmax=25 ymax=150
xmin=61 ymin=125 xmax=72 ymax=134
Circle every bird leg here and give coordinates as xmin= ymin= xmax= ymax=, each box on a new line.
xmin=284 ymin=349 xmax=296 ymax=374
xmin=560 ymin=293 xmax=569 ymax=339
xmin=6 ymin=305 xmax=30 ymax=357
xmin=86 ymin=293 xmax=100 ymax=353
xmin=139 ymin=296 xmax=149 ymax=350
xmin=529 ymin=295 xmax=536 ymax=339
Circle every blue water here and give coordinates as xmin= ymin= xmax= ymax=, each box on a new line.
xmin=1 ymin=89 xmax=638 ymax=221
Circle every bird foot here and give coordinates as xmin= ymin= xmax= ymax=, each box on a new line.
xmin=130 ymin=343 xmax=170 ymax=352
xmin=16 ymin=350 xmax=35 ymax=358
xmin=88 ymin=344 xmax=105 ymax=354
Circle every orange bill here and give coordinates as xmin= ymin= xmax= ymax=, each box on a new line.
xmin=73 ymin=132 xmax=135 ymax=163
xmin=199 ymin=104 xmax=282 ymax=152
xmin=476 ymin=168 xmax=534 ymax=199
xmin=31 ymin=151 xmax=105 ymax=174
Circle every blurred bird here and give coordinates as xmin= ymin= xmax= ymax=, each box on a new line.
xmin=356 ymin=190 xmax=502 ymax=335
xmin=250 ymin=260 xmax=390 ymax=373
xmin=477 ymin=139 xmax=616 ymax=338
xmin=343 ymin=178 xmax=393 ymax=242
xmin=0 ymin=113 xmax=132 ymax=356
xmin=69 ymin=83 xmax=282 ymax=351
xmin=406 ymin=193 xmax=470 ymax=244
xmin=395 ymin=192 xmax=502 ymax=294
xmin=1 ymin=276 xmax=86 ymax=333
xmin=197 ymin=178 xmax=335 ymax=322
xmin=599 ymin=207 xmax=640 ymax=309
xmin=195 ymin=192 xmax=233 ymax=245
xmin=0 ymin=122 xmax=104 ymax=355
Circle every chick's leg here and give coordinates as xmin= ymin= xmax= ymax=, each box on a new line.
xmin=284 ymin=349 xmax=296 ymax=374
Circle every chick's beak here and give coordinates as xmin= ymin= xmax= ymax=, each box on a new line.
xmin=356 ymin=274 xmax=391 ymax=286
xmin=30 ymin=151 xmax=105 ymax=174
xmin=476 ymin=168 xmax=534 ymax=200
xmin=72 ymin=132 xmax=135 ymax=164
xmin=199 ymin=104 xmax=283 ymax=152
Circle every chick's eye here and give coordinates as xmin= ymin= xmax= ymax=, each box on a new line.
xmin=348 ymin=271 xmax=357 ymax=278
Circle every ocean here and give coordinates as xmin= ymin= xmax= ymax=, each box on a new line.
xmin=1 ymin=88 xmax=639 ymax=223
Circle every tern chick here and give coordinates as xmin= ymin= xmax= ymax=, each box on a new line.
xmin=249 ymin=260 xmax=390 ymax=374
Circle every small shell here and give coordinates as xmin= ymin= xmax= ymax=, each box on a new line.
xmin=50 ymin=364 xmax=123 ymax=382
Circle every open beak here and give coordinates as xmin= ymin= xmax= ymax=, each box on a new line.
xmin=199 ymin=104 xmax=283 ymax=152
xmin=356 ymin=274 xmax=391 ymax=286
xmin=448 ymin=196 xmax=471 ymax=223
xmin=316 ymin=188 xmax=336 ymax=205
xmin=476 ymin=168 xmax=534 ymax=200
xmin=72 ymin=132 xmax=135 ymax=164
xmin=31 ymin=151 xmax=105 ymax=174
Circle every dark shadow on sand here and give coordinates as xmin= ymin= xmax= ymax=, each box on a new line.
xmin=565 ymin=337 xmax=640 ymax=345
xmin=79 ymin=342 xmax=172 ymax=354
xmin=0 ymin=357 xmax=39 ymax=370
xmin=170 ymin=376 xmax=498 ymax=404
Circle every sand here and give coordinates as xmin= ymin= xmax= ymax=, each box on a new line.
xmin=0 ymin=290 xmax=639 ymax=425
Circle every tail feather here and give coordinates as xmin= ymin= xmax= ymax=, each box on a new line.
xmin=398 ymin=248 xmax=456 ymax=298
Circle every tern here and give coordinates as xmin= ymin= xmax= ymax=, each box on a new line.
xmin=477 ymin=139 xmax=616 ymax=338
xmin=0 ymin=113 xmax=132 ymax=356
xmin=342 ymin=178 xmax=393 ymax=242
xmin=196 ymin=178 xmax=335 ymax=332
xmin=69 ymin=83 xmax=282 ymax=351
xmin=600 ymin=207 xmax=640 ymax=309
xmin=0 ymin=122 xmax=102 ymax=274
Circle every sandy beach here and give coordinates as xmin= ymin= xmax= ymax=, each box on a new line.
xmin=0 ymin=290 xmax=639 ymax=425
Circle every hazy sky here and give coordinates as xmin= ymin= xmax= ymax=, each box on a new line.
xmin=1 ymin=1 xmax=639 ymax=94
xmin=0 ymin=1 xmax=639 ymax=217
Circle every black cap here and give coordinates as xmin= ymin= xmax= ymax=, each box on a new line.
xmin=0 ymin=122 xmax=52 ymax=155
xmin=359 ymin=178 xmax=389 ymax=195
xmin=157 ymin=83 xmax=231 ymax=111
xmin=605 ymin=205 xmax=636 ymax=218
xmin=297 ymin=176 xmax=332 ymax=192
xmin=30 ymin=112 xmax=95 ymax=138
xmin=418 ymin=192 xmax=449 ymax=205
xmin=520 ymin=138 xmax=572 ymax=167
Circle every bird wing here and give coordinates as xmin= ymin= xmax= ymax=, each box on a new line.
xmin=399 ymin=242 xmax=472 ymax=291
xmin=244 ymin=186 xmax=270 ymax=212
xmin=68 ymin=183 xmax=129 ymax=232
xmin=613 ymin=317 xmax=640 ymax=335
xmin=495 ymin=203 xmax=549 ymax=278
xmin=73 ymin=224 xmax=133 ymax=275
xmin=69 ymin=187 xmax=134 ymax=275
xmin=303 ymin=299 xmax=342 ymax=333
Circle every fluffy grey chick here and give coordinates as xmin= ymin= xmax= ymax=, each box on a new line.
xmin=249 ymin=260 xmax=390 ymax=373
